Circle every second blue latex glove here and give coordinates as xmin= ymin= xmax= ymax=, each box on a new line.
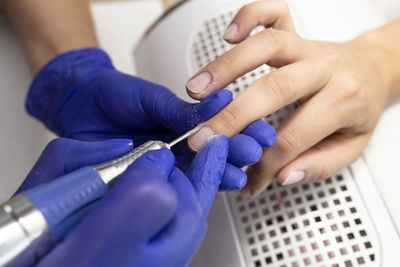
xmin=133 ymin=135 xmax=232 ymax=267
xmin=23 ymin=139 xmax=179 ymax=267
xmin=26 ymin=48 xmax=277 ymax=191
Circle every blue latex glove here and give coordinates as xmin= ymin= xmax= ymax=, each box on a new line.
xmin=16 ymin=138 xmax=133 ymax=194
xmin=130 ymin=135 xmax=232 ymax=267
xmin=20 ymin=136 xmax=232 ymax=267
xmin=26 ymin=48 xmax=277 ymax=190
xmin=17 ymin=138 xmax=178 ymax=267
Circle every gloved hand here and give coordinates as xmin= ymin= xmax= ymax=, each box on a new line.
xmin=26 ymin=48 xmax=277 ymax=190
xmin=16 ymin=138 xmax=133 ymax=194
xmin=20 ymin=136 xmax=233 ymax=267
xmin=41 ymin=136 xmax=232 ymax=267
xmin=17 ymin=138 xmax=178 ymax=267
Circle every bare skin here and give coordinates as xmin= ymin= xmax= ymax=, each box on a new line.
xmin=3 ymin=0 xmax=98 ymax=74
xmin=186 ymin=0 xmax=400 ymax=197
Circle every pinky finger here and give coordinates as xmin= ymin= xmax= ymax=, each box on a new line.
xmin=277 ymin=133 xmax=371 ymax=185
xmin=223 ymin=0 xmax=295 ymax=43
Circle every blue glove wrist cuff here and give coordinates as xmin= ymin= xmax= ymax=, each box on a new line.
xmin=26 ymin=48 xmax=114 ymax=133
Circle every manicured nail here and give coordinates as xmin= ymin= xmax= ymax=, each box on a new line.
xmin=282 ymin=170 xmax=305 ymax=186
xmin=187 ymin=72 xmax=213 ymax=94
xmin=223 ymin=22 xmax=239 ymax=41
xmin=188 ymin=126 xmax=215 ymax=152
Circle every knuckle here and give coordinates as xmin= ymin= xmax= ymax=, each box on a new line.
xmin=326 ymin=48 xmax=346 ymax=65
xmin=336 ymin=73 xmax=361 ymax=102
xmin=276 ymin=0 xmax=290 ymax=12
xmin=261 ymin=71 xmax=294 ymax=104
xmin=219 ymin=105 xmax=243 ymax=133
xmin=277 ymin=128 xmax=301 ymax=152
xmin=213 ymin=54 xmax=235 ymax=75
xmin=259 ymin=28 xmax=284 ymax=52
xmin=240 ymin=3 xmax=257 ymax=17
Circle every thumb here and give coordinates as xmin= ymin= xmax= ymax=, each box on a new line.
xmin=186 ymin=135 xmax=229 ymax=215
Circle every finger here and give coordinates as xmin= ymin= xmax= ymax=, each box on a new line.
xmin=188 ymin=59 xmax=332 ymax=151
xmin=220 ymin=163 xmax=247 ymax=191
xmin=40 ymin=166 xmax=177 ymax=267
xmin=130 ymin=148 xmax=175 ymax=180
xmin=228 ymin=134 xmax=262 ymax=167
xmin=186 ymin=29 xmax=307 ymax=99
xmin=17 ymin=138 xmax=133 ymax=193
xmin=94 ymin=72 xmax=233 ymax=134
xmin=244 ymin=90 xmax=344 ymax=197
xmin=177 ymin=89 xmax=232 ymax=132
xmin=134 ymin=167 xmax=207 ymax=267
xmin=186 ymin=135 xmax=229 ymax=214
xmin=242 ymin=120 xmax=277 ymax=147
xmin=277 ymin=133 xmax=370 ymax=185
xmin=150 ymin=88 xmax=233 ymax=134
xmin=224 ymin=0 xmax=295 ymax=43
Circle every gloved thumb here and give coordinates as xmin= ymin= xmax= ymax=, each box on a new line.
xmin=128 ymin=148 xmax=175 ymax=180
xmin=185 ymin=135 xmax=229 ymax=215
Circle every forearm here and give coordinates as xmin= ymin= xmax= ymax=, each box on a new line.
xmin=4 ymin=0 xmax=98 ymax=74
xmin=354 ymin=19 xmax=400 ymax=103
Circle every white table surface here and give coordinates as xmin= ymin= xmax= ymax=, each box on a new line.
xmin=1 ymin=0 xmax=400 ymax=231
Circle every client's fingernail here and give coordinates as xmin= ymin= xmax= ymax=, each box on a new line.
xmin=282 ymin=170 xmax=305 ymax=186
xmin=188 ymin=126 xmax=215 ymax=152
xmin=187 ymin=72 xmax=213 ymax=94
xmin=223 ymin=22 xmax=239 ymax=41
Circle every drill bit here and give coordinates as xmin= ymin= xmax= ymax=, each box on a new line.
xmin=167 ymin=124 xmax=203 ymax=148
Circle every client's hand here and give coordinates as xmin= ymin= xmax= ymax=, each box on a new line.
xmin=185 ymin=0 xmax=400 ymax=196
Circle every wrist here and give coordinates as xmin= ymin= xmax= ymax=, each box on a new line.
xmin=26 ymin=48 xmax=114 ymax=133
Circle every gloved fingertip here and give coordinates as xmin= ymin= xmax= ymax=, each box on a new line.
xmin=113 ymin=168 xmax=178 ymax=224
xmin=195 ymin=90 xmax=233 ymax=121
xmin=265 ymin=128 xmax=277 ymax=147
xmin=242 ymin=120 xmax=277 ymax=147
xmin=220 ymin=164 xmax=247 ymax=191
xmin=129 ymin=148 xmax=175 ymax=179
xmin=229 ymin=134 xmax=262 ymax=167
xmin=201 ymin=135 xmax=230 ymax=157
xmin=204 ymin=90 xmax=233 ymax=106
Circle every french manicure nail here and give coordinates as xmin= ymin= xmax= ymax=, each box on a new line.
xmin=187 ymin=72 xmax=213 ymax=94
xmin=188 ymin=126 xmax=215 ymax=152
xmin=282 ymin=170 xmax=305 ymax=186
xmin=223 ymin=22 xmax=239 ymax=41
